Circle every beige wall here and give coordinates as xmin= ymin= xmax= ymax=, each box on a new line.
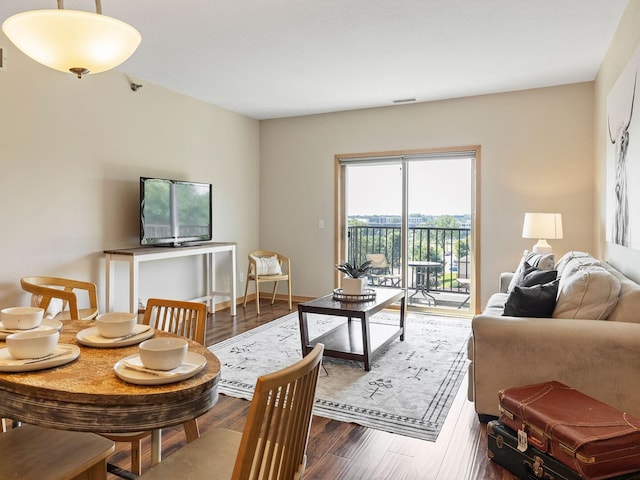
xmin=596 ymin=0 xmax=640 ymax=280
xmin=0 ymin=35 xmax=260 ymax=312
xmin=261 ymin=83 xmax=595 ymax=307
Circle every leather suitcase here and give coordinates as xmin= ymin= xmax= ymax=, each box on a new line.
xmin=498 ymin=381 xmax=640 ymax=480
xmin=487 ymin=420 xmax=640 ymax=480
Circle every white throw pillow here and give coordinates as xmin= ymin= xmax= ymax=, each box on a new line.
xmin=553 ymin=265 xmax=621 ymax=320
xmin=252 ymin=255 xmax=282 ymax=276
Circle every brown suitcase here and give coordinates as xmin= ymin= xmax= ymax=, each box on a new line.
xmin=498 ymin=381 xmax=640 ymax=480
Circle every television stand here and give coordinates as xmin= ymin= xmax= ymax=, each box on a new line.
xmin=104 ymin=242 xmax=237 ymax=315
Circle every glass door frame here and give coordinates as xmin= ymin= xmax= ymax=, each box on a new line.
xmin=335 ymin=146 xmax=481 ymax=315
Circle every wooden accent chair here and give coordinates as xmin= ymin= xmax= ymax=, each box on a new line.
xmin=20 ymin=276 xmax=99 ymax=321
xmin=139 ymin=343 xmax=324 ymax=480
xmin=0 ymin=424 xmax=115 ymax=480
xmin=243 ymin=250 xmax=292 ymax=315
xmin=101 ymin=298 xmax=208 ymax=476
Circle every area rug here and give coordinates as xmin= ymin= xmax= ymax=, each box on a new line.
xmin=209 ymin=311 xmax=471 ymax=442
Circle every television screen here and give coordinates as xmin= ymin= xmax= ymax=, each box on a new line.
xmin=140 ymin=177 xmax=212 ymax=246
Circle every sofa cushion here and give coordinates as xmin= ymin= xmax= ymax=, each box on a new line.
xmin=503 ymin=279 xmax=559 ymax=317
xmin=553 ymin=265 xmax=620 ymax=320
xmin=555 ymin=251 xmax=593 ymax=276
xmin=507 ymin=251 xmax=555 ymax=293
xmin=560 ymin=256 xmax=601 ymax=281
xmin=603 ymin=263 xmax=640 ymax=323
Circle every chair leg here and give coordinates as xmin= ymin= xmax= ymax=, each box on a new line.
xmin=183 ymin=419 xmax=199 ymax=443
xmin=255 ymin=281 xmax=261 ymax=315
xmin=131 ymin=439 xmax=142 ymax=475
xmin=288 ymin=279 xmax=292 ymax=310
xmin=271 ymin=281 xmax=278 ymax=305
xmin=243 ymin=273 xmax=250 ymax=308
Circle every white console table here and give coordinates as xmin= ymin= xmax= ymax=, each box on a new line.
xmin=104 ymin=243 xmax=237 ymax=316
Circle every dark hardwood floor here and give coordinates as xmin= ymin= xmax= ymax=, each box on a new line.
xmin=106 ymin=300 xmax=513 ymax=479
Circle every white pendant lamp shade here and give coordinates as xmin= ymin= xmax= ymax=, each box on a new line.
xmin=2 ymin=9 xmax=141 ymax=78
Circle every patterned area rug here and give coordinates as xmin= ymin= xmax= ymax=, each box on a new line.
xmin=209 ymin=311 xmax=471 ymax=442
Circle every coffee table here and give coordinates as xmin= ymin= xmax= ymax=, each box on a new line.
xmin=298 ymin=288 xmax=405 ymax=371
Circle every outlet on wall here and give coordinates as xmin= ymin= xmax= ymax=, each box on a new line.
xmin=240 ymin=272 xmax=244 ymax=282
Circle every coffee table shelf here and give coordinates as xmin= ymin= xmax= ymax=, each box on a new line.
xmin=298 ymin=288 xmax=405 ymax=371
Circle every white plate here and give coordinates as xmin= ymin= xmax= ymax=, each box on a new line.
xmin=0 ymin=344 xmax=80 ymax=372
xmin=0 ymin=319 xmax=63 ymax=340
xmin=114 ymin=351 xmax=207 ymax=385
xmin=76 ymin=324 xmax=154 ymax=348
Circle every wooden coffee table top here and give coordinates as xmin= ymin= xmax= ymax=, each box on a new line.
xmin=299 ymin=288 xmax=404 ymax=315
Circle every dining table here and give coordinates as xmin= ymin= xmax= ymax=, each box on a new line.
xmin=0 ymin=318 xmax=221 ymax=468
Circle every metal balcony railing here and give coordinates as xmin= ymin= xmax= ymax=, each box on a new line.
xmin=346 ymin=225 xmax=471 ymax=295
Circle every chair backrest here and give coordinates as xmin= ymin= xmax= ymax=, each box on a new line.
xmin=141 ymin=298 xmax=207 ymax=345
xmin=248 ymin=250 xmax=290 ymax=277
xmin=457 ymin=255 xmax=470 ymax=280
xmin=20 ymin=276 xmax=98 ymax=320
xmin=232 ymin=343 xmax=324 ymax=480
xmin=365 ymin=253 xmax=390 ymax=270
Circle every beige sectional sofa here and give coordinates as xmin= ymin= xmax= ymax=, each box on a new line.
xmin=468 ymin=251 xmax=640 ymax=421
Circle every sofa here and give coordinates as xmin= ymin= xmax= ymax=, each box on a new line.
xmin=468 ymin=251 xmax=640 ymax=421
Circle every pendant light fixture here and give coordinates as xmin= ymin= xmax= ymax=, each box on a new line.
xmin=2 ymin=0 xmax=141 ymax=78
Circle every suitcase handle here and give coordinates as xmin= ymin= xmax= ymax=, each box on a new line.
xmin=527 ymin=434 xmax=547 ymax=452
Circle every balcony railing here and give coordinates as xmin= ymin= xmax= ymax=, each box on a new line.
xmin=347 ymin=225 xmax=471 ymax=296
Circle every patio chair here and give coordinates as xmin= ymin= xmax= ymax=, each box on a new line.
xmin=101 ymin=298 xmax=208 ymax=477
xmin=366 ymin=253 xmax=401 ymax=287
xmin=139 ymin=343 xmax=324 ymax=480
xmin=456 ymin=255 xmax=471 ymax=308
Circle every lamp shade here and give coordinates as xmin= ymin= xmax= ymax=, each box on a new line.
xmin=522 ymin=213 xmax=564 ymax=240
xmin=2 ymin=9 xmax=141 ymax=77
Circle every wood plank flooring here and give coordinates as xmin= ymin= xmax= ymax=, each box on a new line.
xmin=106 ymin=300 xmax=513 ymax=479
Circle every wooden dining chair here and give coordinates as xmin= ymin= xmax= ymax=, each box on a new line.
xmin=139 ymin=343 xmax=324 ymax=480
xmin=243 ymin=250 xmax=292 ymax=315
xmin=20 ymin=276 xmax=99 ymax=321
xmin=102 ymin=298 xmax=208 ymax=477
xmin=0 ymin=424 xmax=115 ymax=480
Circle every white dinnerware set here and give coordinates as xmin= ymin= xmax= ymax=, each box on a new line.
xmin=0 ymin=307 xmax=77 ymax=371
xmin=0 ymin=308 xmax=206 ymax=384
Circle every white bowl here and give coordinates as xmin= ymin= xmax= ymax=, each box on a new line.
xmin=95 ymin=312 xmax=137 ymax=338
xmin=6 ymin=329 xmax=59 ymax=359
xmin=1 ymin=307 xmax=44 ymax=330
xmin=139 ymin=337 xmax=188 ymax=370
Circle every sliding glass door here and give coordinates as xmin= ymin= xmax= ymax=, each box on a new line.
xmin=336 ymin=148 xmax=478 ymax=314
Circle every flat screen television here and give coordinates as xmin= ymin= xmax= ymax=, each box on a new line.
xmin=140 ymin=177 xmax=212 ymax=247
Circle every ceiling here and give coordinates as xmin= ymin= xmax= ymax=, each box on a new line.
xmin=0 ymin=0 xmax=630 ymax=120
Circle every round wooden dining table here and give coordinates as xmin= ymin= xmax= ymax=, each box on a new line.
xmin=0 ymin=319 xmax=221 ymax=465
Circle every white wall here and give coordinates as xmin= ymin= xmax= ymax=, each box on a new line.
xmin=260 ymin=83 xmax=595 ymax=308
xmin=596 ymin=0 xmax=640 ymax=280
xmin=0 ymin=35 xmax=260 ymax=312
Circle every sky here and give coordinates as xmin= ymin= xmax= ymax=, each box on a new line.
xmin=346 ymin=159 xmax=472 ymax=216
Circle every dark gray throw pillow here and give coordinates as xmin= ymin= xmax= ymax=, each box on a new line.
xmin=522 ymin=268 xmax=557 ymax=287
xmin=503 ymin=279 xmax=560 ymax=317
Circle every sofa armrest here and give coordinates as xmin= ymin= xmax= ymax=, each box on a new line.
xmin=470 ymin=314 xmax=640 ymax=418
xmin=499 ymin=272 xmax=513 ymax=293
